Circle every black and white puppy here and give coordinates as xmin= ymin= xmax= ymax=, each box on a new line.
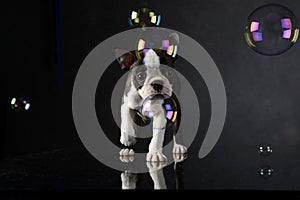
xmin=115 ymin=33 xmax=187 ymax=162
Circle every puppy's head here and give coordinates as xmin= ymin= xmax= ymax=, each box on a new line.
xmin=135 ymin=49 xmax=173 ymax=99
xmin=114 ymin=32 xmax=180 ymax=100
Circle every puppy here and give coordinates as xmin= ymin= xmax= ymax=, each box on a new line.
xmin=115 ymin=33 xmax=187 ymax=162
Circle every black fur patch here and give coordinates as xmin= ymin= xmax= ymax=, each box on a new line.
xmin=131 ymin=65 xmax=147 ymax=90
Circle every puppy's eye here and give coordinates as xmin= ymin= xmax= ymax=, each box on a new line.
xmin=136 ymin=72 xmax=146 ymax=83
xmin=161 ymin=69 xmax=174 ymax=78
xmin=166 ymin=70 xmax=174 ymax=77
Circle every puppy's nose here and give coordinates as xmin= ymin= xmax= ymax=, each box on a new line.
xmin=151 ymin=81 xmax=164 ymax=92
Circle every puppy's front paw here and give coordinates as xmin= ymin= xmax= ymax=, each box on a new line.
xmin=173 ymin=153 xmax=188 ymax=163
xmin=146 ymin=152 xmax=167 ymax=162
xmin=173 ymin=144 xmax=188 ymax=163
xmin=173 ymin=144 xmax=188 ymax=154
xmin=120 ymin=134 xmax=136 ymax=146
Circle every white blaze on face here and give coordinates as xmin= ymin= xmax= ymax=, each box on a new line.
xmin=138 ymin=49 xmax=173 ymax=99
xmin=143 ymin=49 xmax=160 ymax=69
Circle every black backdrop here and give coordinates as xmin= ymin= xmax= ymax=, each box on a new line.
xmin=2 ymin=0 xmax=300 ymax=191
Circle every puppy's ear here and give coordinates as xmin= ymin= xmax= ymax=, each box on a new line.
xmin=169 ymin=32 xmax=179 ymax=45
xmin=113 ymin=48 xmax=136 ymax=71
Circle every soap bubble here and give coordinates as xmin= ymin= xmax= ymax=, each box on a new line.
xmin=128 ymin=8 xmax=161 ymax=28
xmin=141 ymin=94 xmax=180 ymax=125
xmin=258 ymin=143 xmax=272 ymax=156
xmin=259 ymin=165 xmax=274 ymax=178
xmin=11 ymin=97 xmax=30 ymax=111
xmin=135 ymin=28 xmax=179 ymax=65
xmin=245 ymin=4 xmax=299 ymax=55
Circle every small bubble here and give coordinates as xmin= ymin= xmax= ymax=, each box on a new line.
xmin=128 ymin=8 xmax=161 ymax=28
xmin=259 ymin=165 xmax=274 ymax=178
xmin=10 ymin=97 xmax=30 ymax=111
xmin=258 ymin=143 xmax=272 ymax=156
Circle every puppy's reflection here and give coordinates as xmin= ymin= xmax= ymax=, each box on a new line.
xmin=120 ymin=154 xmax=187 ymax=190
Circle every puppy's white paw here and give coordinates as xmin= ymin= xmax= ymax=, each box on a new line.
xmin=120 ymin=134 xmax=136 ymax=146
xmin=119 ymin=148 xmax=135 ymax=156
xmin=121 ymin=171 xmax=137 ymax=190
xmin=173 ymin=144 xmax=188 ymax=154
xmin=173 ymin=152 xmax=188 ymax=163
xmin=146 ymin=152 xmax=167 ymax=162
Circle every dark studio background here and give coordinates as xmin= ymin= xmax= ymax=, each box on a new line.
xmin=1 ymin=0 xmax=300 ymax=196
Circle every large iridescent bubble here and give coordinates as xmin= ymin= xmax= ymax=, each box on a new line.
xmin=135 ymin=28 xmax=179 ymax=65
xmin=245 ymin=4 xmax=299 ymax=56
xmin=141 ymin=94 xmax=179 ymax=126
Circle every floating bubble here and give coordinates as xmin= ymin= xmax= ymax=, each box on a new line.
xmin=258 ymin=143 xmax=272 ymax=156
xmin=11 ymin=97 xmax=30 ymax=111
xmin=141 ymin=94 xmax=179 ymax=125
xmin=128 ymin=8 xmax=161 ymax=28
xmin=245 ymin=4 xmax=299 ymax=55
xmin=259 ymin=165 xmax=273 ymax=178
xmin=136 ymin=29 xmax=179 ymax=65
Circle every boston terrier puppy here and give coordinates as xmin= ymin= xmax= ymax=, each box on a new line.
xmin=115 ymin=32 xmax=187 ymax=162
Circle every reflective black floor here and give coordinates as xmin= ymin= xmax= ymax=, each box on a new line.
xmin=0 ymin=143 xmax=300 ymax=191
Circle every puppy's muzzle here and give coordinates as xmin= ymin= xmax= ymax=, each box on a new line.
xmin=151 ymin=80 xmax=164 ymax=92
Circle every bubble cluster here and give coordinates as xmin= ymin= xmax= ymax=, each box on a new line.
xmin=11 ymin=97 xmax=30 ymax=111
xmin=245 ymin=4 xmax=299 ymax=55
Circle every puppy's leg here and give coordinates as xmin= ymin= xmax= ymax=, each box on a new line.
xmin=121 ymin=171 xmax=137 ymax=190
xmin=147 ymin=162 xmax=167 ymax=189
xmin=172 ymin=131 xmax=186 ymax=189
xmin=147 ymin=103 xmax=167 ymax=162
xmin=173 ymin=159 xmax=184 ymax=189
xmin=173 ymin=134 xmax=187 ymax=163
xmin=120 ymin=103 xmax=136 ymax=151
xmin=169 ymin=117 xmax=187 ymax=160
xmin=173 ymin=134 xmax=187 ymax=154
